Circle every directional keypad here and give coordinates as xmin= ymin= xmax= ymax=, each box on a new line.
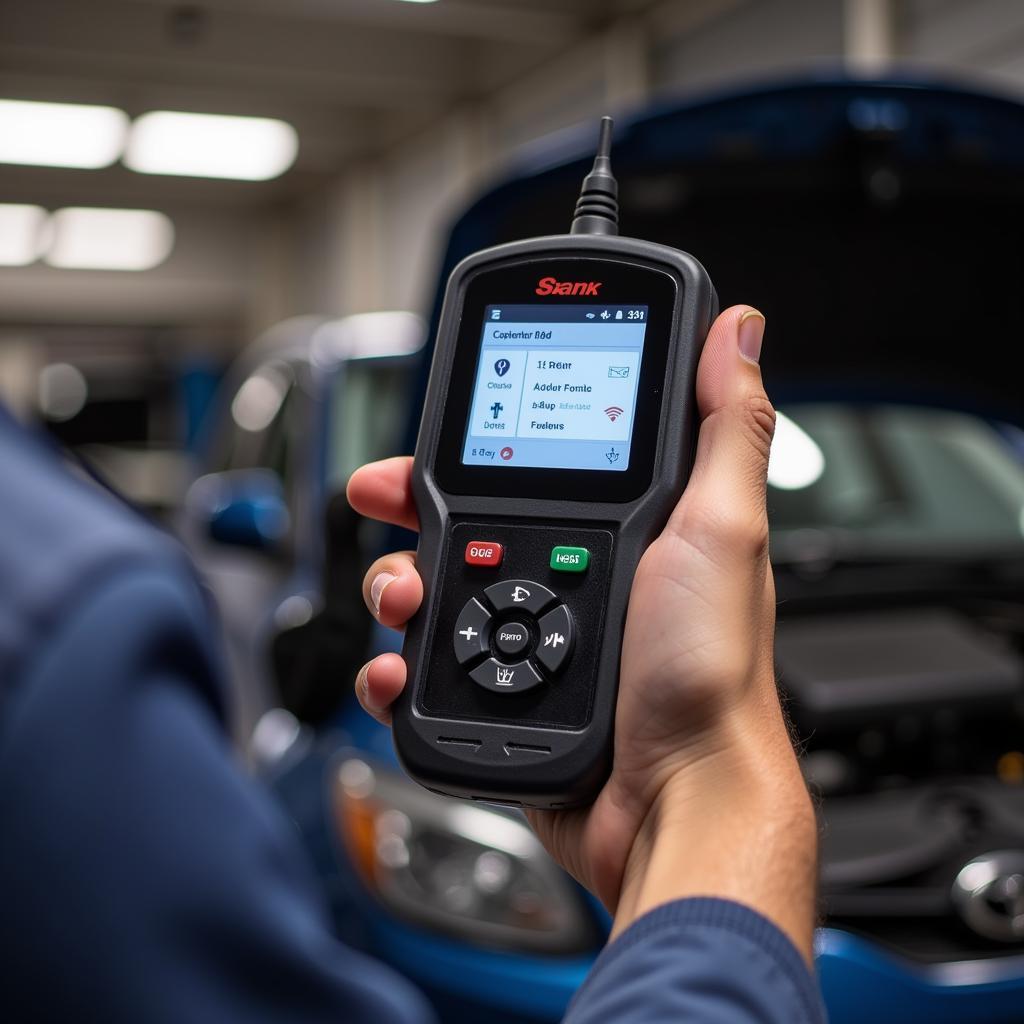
xmin=453 ymin=578 xmax=576 ymax=695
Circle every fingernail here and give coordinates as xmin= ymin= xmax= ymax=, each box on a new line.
xmin=738 ymin=309 xmax=765 ymax=365
xmin=370 ymin=571 xmax=397 ymax=616
xmin=358 ymin=664 xmax=382 ymax=712
xmin=363 ymin=671 xmax=382 ymax=712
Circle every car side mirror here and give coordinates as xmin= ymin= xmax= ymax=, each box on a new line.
xmin=190 ymin=470 xmax=290 ymax=552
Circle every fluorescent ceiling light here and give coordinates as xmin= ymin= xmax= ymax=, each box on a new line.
xmin=0 ymin=204 xmax=50 ymax=265
xmin=0 ymin=99 xmax=128 ymax=169
xmin=45 ymin=207 xmax=174 ymax=271
xmin=125 ymin=111 xmax=298 ymax=180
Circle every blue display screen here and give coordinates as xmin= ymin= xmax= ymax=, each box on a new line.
xmin=461 ymin=304 xmax=648 ymax=472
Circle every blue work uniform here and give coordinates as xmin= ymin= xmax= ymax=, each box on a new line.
xmin=0 ymin=406 xmax=826 ymax=1023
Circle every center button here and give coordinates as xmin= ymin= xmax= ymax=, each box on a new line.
xmin=494 ymin=621 xmax=530 ymax=658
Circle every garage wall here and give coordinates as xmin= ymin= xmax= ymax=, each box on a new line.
xmin=372 ymin=112 xmax=489 ymax=315
xmin=901 ymin=0 xmax=1024 ymax=87
xmin=652 ymin=0 xmax=844 ymax=95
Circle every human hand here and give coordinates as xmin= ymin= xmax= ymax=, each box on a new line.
xmin=347 ymin=306 xmax=817 ymax=957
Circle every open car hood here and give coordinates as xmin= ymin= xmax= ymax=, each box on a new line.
xmin=416 ymin=76 xmax=1024 ymax=437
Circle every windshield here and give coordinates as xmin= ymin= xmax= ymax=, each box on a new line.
xmin=769 ymin=404 xmax=1024 ymax=563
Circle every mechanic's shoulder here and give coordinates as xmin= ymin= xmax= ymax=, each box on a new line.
xmin=0 ymin=411 xmax=205 ymax=682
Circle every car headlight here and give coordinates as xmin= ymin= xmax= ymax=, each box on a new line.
xmin=333 ymin=757 xmax=599 ymax=954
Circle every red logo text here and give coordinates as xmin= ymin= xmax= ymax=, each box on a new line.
xmin=535 ymin=276 xmax=601 ymax=296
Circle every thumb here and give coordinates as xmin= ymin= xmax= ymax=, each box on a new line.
xmin=666 ymin=305 xmax=775 ymax=550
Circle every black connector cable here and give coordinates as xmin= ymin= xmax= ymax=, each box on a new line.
xmin=570 ymin=115 xmax=619 ymax=237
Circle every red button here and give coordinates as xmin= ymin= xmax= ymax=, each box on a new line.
xmin=465 ymin=541 xmax=503 ymax=567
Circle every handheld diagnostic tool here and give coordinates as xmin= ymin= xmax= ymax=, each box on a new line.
xmin=395 ymin=117 xmax=717 ymax=808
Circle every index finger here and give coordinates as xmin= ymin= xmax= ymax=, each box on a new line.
xmin=346 ymin=456 xmax=419 ymax=532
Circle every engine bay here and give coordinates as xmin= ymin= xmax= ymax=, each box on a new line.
xmin=776 ymin=587 xmax=1024 ymax=960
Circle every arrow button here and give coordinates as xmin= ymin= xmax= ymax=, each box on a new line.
xmin=535 ymin=604 xmax=575 ymax=675
xmin=452 ymin=598 xmax=491 ymax=665
xmin=470 ymin=657 xmax=543 ymax=695
xmin=484 ymin=579 xmax=557 ymax=617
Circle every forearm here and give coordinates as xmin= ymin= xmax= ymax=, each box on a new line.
xmin=611 ymin=704 xmax=818 ymax=961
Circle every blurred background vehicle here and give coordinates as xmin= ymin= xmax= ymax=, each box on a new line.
xmin=178 ymin=311 xmax=423 ymax=740
xmin=4 ymin=3 xmax=1024 ymax=1023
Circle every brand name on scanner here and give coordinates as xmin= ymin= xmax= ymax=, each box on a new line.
xmin=535 ymin=276 xmax=602 ymax=296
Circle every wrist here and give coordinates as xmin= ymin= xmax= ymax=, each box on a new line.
xmin=612 ymin=717 xmax=818 ymax=961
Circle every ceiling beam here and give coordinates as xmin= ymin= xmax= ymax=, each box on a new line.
xmin=117 ymin=0 xmax=586 ymax=47
xmin=647 ymin=0 xmax=752 ymax=37
xmin=0 ymin=43 xmax=455 ymax=113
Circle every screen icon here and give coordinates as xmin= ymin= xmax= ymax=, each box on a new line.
xmin=604 ymin=406 xmax=624 ymax=422
xmin=615 ymin=309 xmax=623 ymax=320
xmin=599 ymin=310 xmax=611 ymax=320
xmin=494 ymin=358 xmax=510 ymax=377
xmin=607 ymin=365 xmax=630 ymax=379
xmin=605 ymin=447 xmax=620 ymax=464
xmin=500 ymin=446 xmax=514 ymax=461
xmin=585 ymin=312 xmax=596 ymax=319
xmin=490 ymin=401 xmax=503 ymax=420
xmin=490 ymin=309 xmax=502 ymax=320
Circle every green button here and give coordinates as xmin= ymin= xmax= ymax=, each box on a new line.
xmin=550 ymin=546 xmax=589 ymax=572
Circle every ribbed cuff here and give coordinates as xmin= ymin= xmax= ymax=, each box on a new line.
xmin=579 ymin=897 xmax=824 ymax=1024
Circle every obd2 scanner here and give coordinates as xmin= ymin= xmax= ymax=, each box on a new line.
xmin=394 ymin=118 xmax=717 ymax=808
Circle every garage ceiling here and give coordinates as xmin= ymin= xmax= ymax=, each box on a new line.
xmin=0 ymin=0 xmax=651 ymax=209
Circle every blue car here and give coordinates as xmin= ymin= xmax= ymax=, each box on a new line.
xmin=188 ymin=77 xmax=1024 ymax=1024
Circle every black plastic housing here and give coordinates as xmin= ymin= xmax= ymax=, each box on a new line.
xmin=395 ymin=234 xmax=717 ymax=808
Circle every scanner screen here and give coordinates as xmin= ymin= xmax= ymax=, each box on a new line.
xmin=461 ymin=304 xmax=648 ymax=472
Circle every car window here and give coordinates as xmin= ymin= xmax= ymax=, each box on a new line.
xmin=327 ymin=359 xmax=412 ymax=491
xmin=213 ymin=360 xmax=295 ymax=475
xmin=769 ymin=404 xmax=1024 ymax=561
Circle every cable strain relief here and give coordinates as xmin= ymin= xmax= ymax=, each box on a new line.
xmin=569 ymin=116 xmax=620 ymax=236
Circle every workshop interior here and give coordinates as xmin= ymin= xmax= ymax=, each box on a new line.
xmin=3 ymin=2 xmax=1024 ymax=1022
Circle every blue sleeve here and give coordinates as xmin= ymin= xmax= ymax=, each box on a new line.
xmin=0 ymin=562 xmax=434 ymax=1024
xmin=564 ymin=898 xmax=827 ymax=1024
